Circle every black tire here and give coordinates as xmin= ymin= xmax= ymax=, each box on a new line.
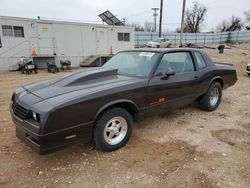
xmin=94 ymin=107 xmax=133 ymax=151
xmin=199 ymin=81 xmax=222 ymax=111
xmin=248 ymin=73 xmax=250 ymax=77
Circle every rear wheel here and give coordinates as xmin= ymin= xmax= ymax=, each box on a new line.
xmin=199 ymin=81 xmax=222 ymax=111
xmin=94 ymin=108 xmax=133 ymax=151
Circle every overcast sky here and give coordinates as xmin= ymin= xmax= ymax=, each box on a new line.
xmin=0 ymin=0 xmax=249 ymax=32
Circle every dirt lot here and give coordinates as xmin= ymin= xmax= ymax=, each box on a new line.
xmin=0 ymin=43 xmax=250 ymax=188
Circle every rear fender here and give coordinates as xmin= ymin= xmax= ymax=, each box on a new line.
xmin=209 ymin=76 xmax=224 ymax=89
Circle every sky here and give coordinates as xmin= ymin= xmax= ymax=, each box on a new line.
xmin=0 ymin=0 xmax=250 ymax=32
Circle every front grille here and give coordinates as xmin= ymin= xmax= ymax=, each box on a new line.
xmin=12 ymin=100 xmax=29 ymax=120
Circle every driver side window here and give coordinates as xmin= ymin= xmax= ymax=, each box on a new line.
xmin=155 ymin=52 xmax=194 ymax=76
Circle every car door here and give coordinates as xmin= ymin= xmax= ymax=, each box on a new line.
xmin=146 ymin=51 xmax=200 ymax=112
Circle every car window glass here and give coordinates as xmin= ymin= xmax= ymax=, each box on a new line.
xmin=155 ymin=52 xmax=194 ymax=76
xmin=110 ymin=54 xmax=135 ymax=68
xmin=103 ymin=52 xmax=159 ymax=77
xmin=194 ymin=52 xmax=206 ymax=69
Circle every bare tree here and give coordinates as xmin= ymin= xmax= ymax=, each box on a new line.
xmin=144 ymin=22 xmax=155 ymax=32
xmin=244 ymin=10 xmax=250 ymax=22
xmin=175 ymin=27 xmax=181 ymax=33
xmin=130 ymin=23 xmax=145 ymax=31
xmin=244 ymin=10 xmax=250 ymax=30
xmin=183 ymin=1 xmax=207 ymax=33
xmin=216 ymin=16 xmax=243 ymax=32
xmin=133 ymin=24 xmax=144 ymax=31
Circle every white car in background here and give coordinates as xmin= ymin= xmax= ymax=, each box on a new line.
xmin=146 ymin=38 xmax=172 ymax=48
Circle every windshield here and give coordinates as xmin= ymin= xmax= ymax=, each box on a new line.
xmin=153 ymin=38 xmax=162 ymax=42
xmin=103 ymin=51 xmax=159 ymax=77
xmin=153 ymin=38 xmax=169 ymax=42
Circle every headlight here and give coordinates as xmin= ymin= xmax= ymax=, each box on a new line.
xmin=32 ymin=111 xmax=40 ymax=122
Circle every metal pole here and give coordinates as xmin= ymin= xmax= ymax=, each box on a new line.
xmin=236 ymin=31 xmax=239 ymax=43
xmin=151 ymin=8 xmax=159 ymax=32
xmin=159 ymin=0 xmax=163 ymax=37
xmin=179 ymin=0 xmax=186 ymax=47
xmin=175 ymin=33 xmax=177 ymax=46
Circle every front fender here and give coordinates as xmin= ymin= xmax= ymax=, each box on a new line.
xmin=94 ymin=99 xmax=139 ymax=120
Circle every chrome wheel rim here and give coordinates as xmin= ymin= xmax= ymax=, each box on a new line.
xmin=104 ymin=116 xmax=128 ymax=145
xmin=210 ymin=87 xmax=219 ymax=107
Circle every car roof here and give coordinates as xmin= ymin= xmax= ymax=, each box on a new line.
xmin=121 ymin=48 xmax=203 ymax=53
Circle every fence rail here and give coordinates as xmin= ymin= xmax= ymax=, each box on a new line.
xmin=135 ymin=31 xmax=250 ymax=47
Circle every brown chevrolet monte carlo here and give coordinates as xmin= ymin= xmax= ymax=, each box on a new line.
xmin=10 ymin=48 xmax=237 ymax=154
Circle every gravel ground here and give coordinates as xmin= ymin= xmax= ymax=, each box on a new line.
xmin=0 ymin=43 xmax=250 ymax=188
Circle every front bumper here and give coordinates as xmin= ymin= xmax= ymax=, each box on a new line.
xmin=10 ymin=102 xmax=93 ymax=154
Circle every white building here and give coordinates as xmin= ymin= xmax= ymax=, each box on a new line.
xmin=0 ymin=16 xmax=135 ymax=70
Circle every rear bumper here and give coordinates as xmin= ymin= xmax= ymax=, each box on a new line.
xmin=11 ymin=107 xmax=93 ymax=155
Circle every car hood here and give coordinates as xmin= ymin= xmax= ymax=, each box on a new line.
xmin=23 ymin=67 xmax=144 ymax=101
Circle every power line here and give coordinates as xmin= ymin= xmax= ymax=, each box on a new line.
xmin=124 ymin=9 xmax=152 ymax=18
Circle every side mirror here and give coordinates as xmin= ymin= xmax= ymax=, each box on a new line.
xmin=161 ymin=70 xmax=175 ymax=80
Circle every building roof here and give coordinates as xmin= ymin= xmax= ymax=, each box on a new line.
xmin=0 ymin=15 xmax=133 ymax=29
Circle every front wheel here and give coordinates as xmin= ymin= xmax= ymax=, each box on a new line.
xmin=94 ymin=108 xmax=133 ymax=151
xmin=199 ymin=82 xmax=222 ymax=111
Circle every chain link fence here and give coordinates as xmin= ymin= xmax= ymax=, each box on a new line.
xmin=135 ymin=31 xmax=250 ymax=47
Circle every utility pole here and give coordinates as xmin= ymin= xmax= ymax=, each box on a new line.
xmin=179 ymin=0 xmax=186 ymax=47
xmin=159 ymin=0 xmax=163 ymax=37
xmin=151 ymin=8 xmax=159 ymax=32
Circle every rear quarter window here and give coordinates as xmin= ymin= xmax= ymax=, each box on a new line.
xmin=194 ymin=52 xmax=207 ymax=69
